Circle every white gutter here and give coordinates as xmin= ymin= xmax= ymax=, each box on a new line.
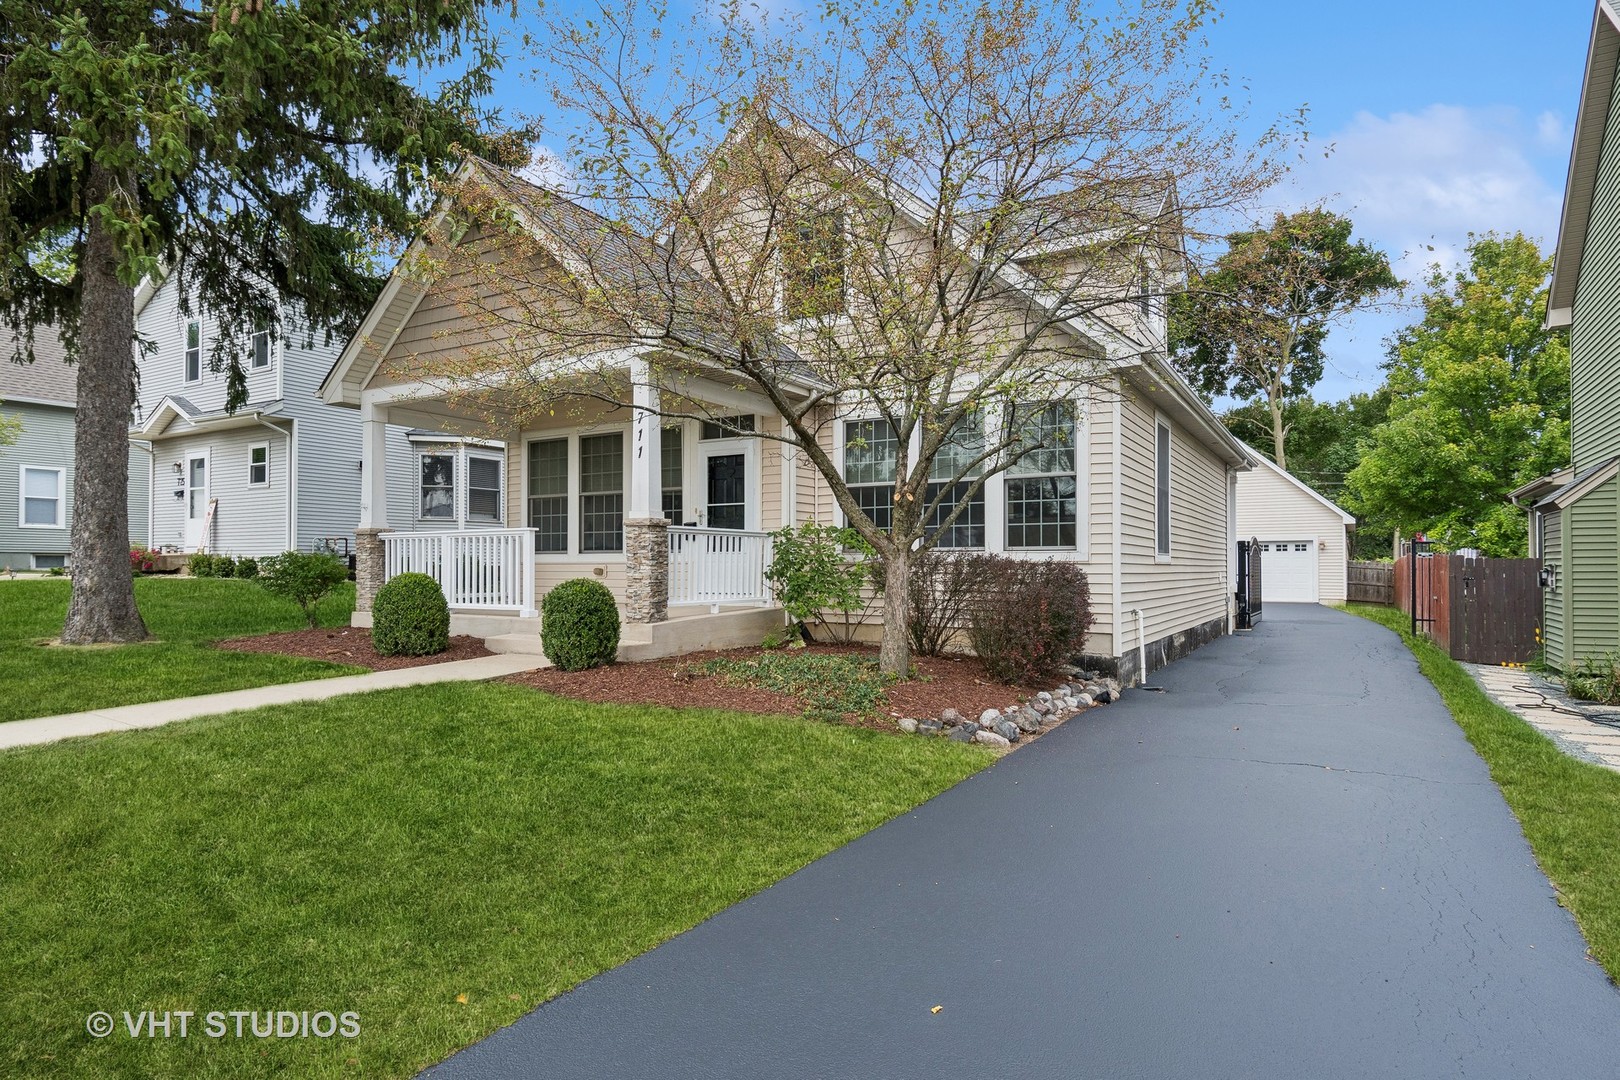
xmin=1110 ymin=378 xmax=1123 ymax=679
xmin=1132 ymin=607 xmax=1147 ymax=687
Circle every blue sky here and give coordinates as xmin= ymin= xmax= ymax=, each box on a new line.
xmin=480 ymin=0 xmax=1596 ymax=403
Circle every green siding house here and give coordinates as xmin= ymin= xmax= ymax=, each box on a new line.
xmin=1518 ymin=1 xmax=1620 ymax=671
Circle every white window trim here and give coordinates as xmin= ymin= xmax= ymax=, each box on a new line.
xmin=31 ymin=553 xmax=69 ymax=571
xmin=248 ymin=443 xmax=270 ymax=487
xmin=1154 ymin=413 xmax=1172 ymax=562
xmin=466 ymin=448 xmax=505 ymax=524
xmin=250 ymin=328 xmax=273 ymax=371
xmin=184 ymin=319 xmax=203 ymax=384
xmin=777 ymin=208 xmax=854 ymax=325
xmin=1004 ymin=400 xmax=1085 ymax=554
xmin=19 ymin=466 xmax=66 ymax=529
xmin=416 ymin=449 xmax=459 ymax=525
xmin=518 ymin=422 xmax=634 ymax=559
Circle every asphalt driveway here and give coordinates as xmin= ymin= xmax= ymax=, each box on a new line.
xmin=425 ymin=604 xmax=1620 ymax=1079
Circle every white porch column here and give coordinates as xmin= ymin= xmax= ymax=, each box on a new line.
xmin=624 ymin=356 xmax=669 ymax=623
xmin=628 ymin=357 xmax=661 ymax=519
xmin=359 ymin=398 xmax=391 ymax=530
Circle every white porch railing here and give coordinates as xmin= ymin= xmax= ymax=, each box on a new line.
xmin=382 ymin=528 xmax=537 ymax=617
xmin=668 ymin=526 xmax=774 ymax=609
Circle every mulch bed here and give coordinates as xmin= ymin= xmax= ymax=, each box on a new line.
xmin=216 ymin=627 xmax=493 ymax=671
xmin=507 ymin=643 xmax=1043 ymax=733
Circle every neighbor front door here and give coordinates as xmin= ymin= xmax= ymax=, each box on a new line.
xmin=184 ymin=453 xmax=210 ymax=550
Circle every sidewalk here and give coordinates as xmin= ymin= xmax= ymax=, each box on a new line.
xmin=1467 ymin=663 xmax=1620 ymax=771
xmin=0 ymin=654 xmax=547 ymax=752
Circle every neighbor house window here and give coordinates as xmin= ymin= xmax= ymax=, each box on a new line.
xmin=20 ymin=466 xmax=65 ymax=528
xmin=579 ymin=432 xmax=624 ymax=552
xmin=700 ymin=414 xmax=755 ymax=440
xmin=526 ymin=439 xmax=568 ymax=552
xmin=467 ymin=454 xmax=503 ymax=523
xmin=1155 ymin=418 xmax=1172 ymax=557
xmin=250 ymin=328 xmax=271 ymax=370
xmin=782 ymin=210 xmax=846 ymax=319
xmin=1005 ymin=402 xmax=1077 ymax=549
xmin=662 ymin=426 xmax=684 ymax=523
xmin=925 ymin=415 xmax=986 ymax=549
xmin=843 ymin=418 xmax=897 ymax=532
xmin=185 ymin=320 xmax=202 ymax=382
xmin=31 ymin=554 xmax=67 ymax=570
xmin=248 ymin=444 xmax=269 ymax=487
xmin=420 ymin=454 xmax=455 ymax=520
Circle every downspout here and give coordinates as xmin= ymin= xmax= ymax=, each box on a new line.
xmin=1111 ymin=376 xmax=1123 ymax=678
xmin=1132 ymin=607 xmax=1147 ymax=686
xmin=251 ymin=413 xmax=295 ymax=552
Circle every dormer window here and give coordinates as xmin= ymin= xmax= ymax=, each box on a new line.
xmin=782 ymin=209 xmax=846 ymax=319
xmin=1137 ymin=262 xmax=1153 ymax=317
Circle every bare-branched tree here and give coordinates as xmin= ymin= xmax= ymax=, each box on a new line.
xmin=401 ymin=0 xmax=1290 ymax=674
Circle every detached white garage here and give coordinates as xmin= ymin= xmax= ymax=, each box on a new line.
xmin=1234 ymin=445 xmax=1357 ymax=605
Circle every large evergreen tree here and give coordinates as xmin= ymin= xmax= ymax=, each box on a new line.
xmin=1344 ymin=234 xmax=1569 ymax=556
xmin=1 ymin=0 xmax=513 ymax=642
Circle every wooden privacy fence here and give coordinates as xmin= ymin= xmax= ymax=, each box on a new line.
xmin=1393 ymin=552 xmax=1541 ymax=664
xmin=1347 ymin=561 xmax=1395 ymax=605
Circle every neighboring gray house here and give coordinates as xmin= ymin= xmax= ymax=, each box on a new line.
xmin=1 ymin=326 xmax=150 ymax=571
xmin=132 ymin=274 xmax=444 ymax=558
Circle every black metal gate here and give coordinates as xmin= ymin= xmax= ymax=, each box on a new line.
xmin=1236 ymin=538 xmax=1262 ymax=630
xmin=1409 ymin=538 xmax=1435 ymax=638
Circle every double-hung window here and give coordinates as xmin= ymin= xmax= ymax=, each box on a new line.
xmin=579 ymin=433 xmax=624 ymax=552
xmin=662 ymin=426 xmax=684 ymax=523
xmin=419 ymin=454 xmax=455 ymax=521
xmin=925 ymin=415 xmax=986 ymax=549
xmin=1005 ymin=402 xmax=1078 ymax=549
xmin=248 ymin=444 xmax=269 ymax=487
xmin=467 ymin=454 xmax=503 ymax=523
xmin=184 ymin=320 xmax=202 ymax=382
xmin=250 ymin=328 xmax=271 ymax=370
xmin=782 ymin=210 xmax=847 ymax=319
xmin=527 ymin=439 xmax=568 ymax=552
xmin=843 ymin=419 xmax=898 ymax=532
xmin=20 ymin=467 xmax=64 ymax=528
xmin=1155 ymin=418 xmax=1172 ymax=558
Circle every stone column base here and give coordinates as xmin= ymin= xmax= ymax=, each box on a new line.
xmin=355 ymin=528 xmax=390 ymax=613
xmin=623 ymin=517 xmax=670 ymax=624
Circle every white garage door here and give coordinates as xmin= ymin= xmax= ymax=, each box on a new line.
xmin=1261 ymin=540 xmax=1318 ymax=603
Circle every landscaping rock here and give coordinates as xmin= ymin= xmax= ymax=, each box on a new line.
xmin=993 ymin=718 xmax=1021 ymax=743
xmin=974 ymin=730 xmax=1012 ymax=748
xmin=978 ymin=708 xmax=1002 ymax=725
xmin=1015 ymin=710 xmax=1041 ymax=734
xmin=1094 ymin=689 xmax=1113 ymax=704
xmin=897 ymin=717 xmax=919 ymax=734
xmin=960 ymin=721 xmax=981 ymax=737
xmin=946 ymin=726 xmax=975 ymax=743
xmin=1104 ymin=678 xmax=1122 ymax=697
xmin=1058 ymin=663 xmax=1082 ymax=677
xmin=1036 ymin=691 xmax=1053 ymax=703
xmin=1076 ymin=692 xmax=1094 ymax=707
xmin=939 ymin=708 xmax=964 ymax=727
xmin=918 ymin=717 xmax=943 ymax=734
xmin=1030 ymin=698 xmax=1051 ymax=715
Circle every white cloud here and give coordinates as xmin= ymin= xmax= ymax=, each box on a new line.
xmin=1254 ymin=104 xmax=1567 ymax=399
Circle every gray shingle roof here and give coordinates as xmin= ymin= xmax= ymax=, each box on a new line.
xmin=0 ymin=324 xmax=76 ymax=406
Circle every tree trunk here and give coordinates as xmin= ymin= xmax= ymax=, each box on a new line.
xmin=61 ymin=165 xmax=148 ymax=644
xmin=878 ymin=543 xmax=911 ymax=677
xmin=1268 ymin=393 xmax=1288 ymax=472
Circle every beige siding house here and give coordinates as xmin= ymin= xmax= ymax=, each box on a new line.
xmin=319 ymin=159 xmax=1253 ymax=682
xmin=1234 ymin=446 xmax=1356 ymax=604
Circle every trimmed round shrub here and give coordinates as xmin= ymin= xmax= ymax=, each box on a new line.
xmin=372 ymin=572 xmax=450 ymax=657
xmin=234 ymin=557 xmax=259 ymax=580
xmin=541 ymin=578 xmax=621 ymax=671
xmin=211 ymin=554 xmax=237 ymax=578
xmin=188 ymin=552 xmax=216 ymax=578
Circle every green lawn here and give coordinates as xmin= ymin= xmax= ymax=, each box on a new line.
xmin=0 ymin=682 xmax=988 ymax=1078
xmin=1348 ymin=604 xmax=1620 ymax=984
xmin=0 ymin=578 xmax=362 ymax=723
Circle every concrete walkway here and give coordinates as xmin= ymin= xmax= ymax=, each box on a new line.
xmin=425 ymin=604 xmax=1620 ymax=1080
xmin=1467 ymin=663 xmax=1620 ymax=771
xmin=0 ymin=654 xmax=545 ymax=751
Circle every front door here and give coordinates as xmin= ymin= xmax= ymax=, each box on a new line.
xmin=184 ymin=453 xmax=210 ymax=550
xmin=700 ymin=445 xmax=749 ymax=530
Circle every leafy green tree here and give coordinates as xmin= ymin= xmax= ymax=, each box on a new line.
xmin=1 ymin=0 xmax=512 ymax=642
xmin=1344 ymin=234 xmax=1569 ymax=556
xmin=1171 ymin=208 xmax=1399 ymax=470
xmin=1222 ymin=389 xmax=1390 ymax=497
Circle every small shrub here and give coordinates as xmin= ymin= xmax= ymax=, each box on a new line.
xmin=233 ymin=557 xmax=259 ymax=580
xmin=372 ymin=572 xmax=451 ymax=657
xmin=211 ymin=554 xmax=237 ymax=579
xmin=764 ymin=523 xmax=875 ymax=644
xmin=129 ymin=545 xmax=160 ymax=574
xmin=900 ymin=550 xmax=1003 ymax=656
xmin=541 ymin=578 xmax=621 ymax=671
xmin=1567 ymin=653 xmax=1620 ymax=705
xmin=257 ymin=551 xmax=350 ymax=628
xmin=188 ymin=552 xmax=216 ymax=578
xmin=967 ymin=558 xmax=1094 ymax=684
xmin=45 ymin=565 xmax=66 ymax=577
